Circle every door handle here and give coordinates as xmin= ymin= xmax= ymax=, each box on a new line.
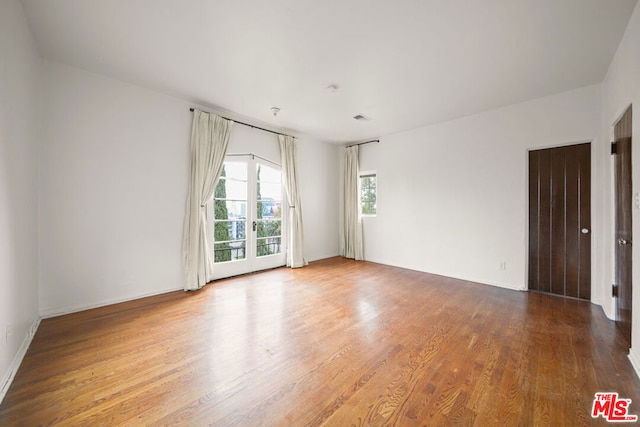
xmin=581 ymin=228 xmax=589 ymax=234
xmin=252 ymin=221 xmax=257 ymax=232
xmin=618 ymin=238 xmax=631 ymax=246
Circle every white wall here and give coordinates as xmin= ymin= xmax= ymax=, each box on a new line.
xmin=601 ymin=2 xmax=640 ymax=373
xmin=0 ymin=0 xmax=41 ymax=399
xmin=358 ymin=85 xmax=602 ymax=291
xmin=297 ymin=137 xmax=340 ymax=261
xmin=39 ymin=61 xmax=339 ymax=316
xmin=39 ymin=61 xmax=192 ymax=316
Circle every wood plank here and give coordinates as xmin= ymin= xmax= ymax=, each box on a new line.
xmin=538 ymin=149 xmax=552 ymax=293
xmin=550 ymin=147 xmax=567 ymax=296
xmin=528 ymin=150 xmax=540 ymax=292
xmin=578 ymin=143 xmax=591 ymax=300
xmin=1 ymin=257 xmax=639 ymax=425
xmin=564 ymin=144 xmax=580 ymax=298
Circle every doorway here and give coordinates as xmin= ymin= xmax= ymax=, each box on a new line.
xmin=206 ymin=155 xmax=286 ymax=280
xmin=528 ymin=143 xmax=591 ymax=299
xmin=613 ymin=105 xmax=633 ymax=348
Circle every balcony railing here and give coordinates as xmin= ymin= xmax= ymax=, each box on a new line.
xmin=213 ymin=238 xmax=281 ymax=262
xmin=256 ymin=240 xmax=281 ymax=257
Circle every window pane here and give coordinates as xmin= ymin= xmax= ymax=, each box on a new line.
xmin=362 ymin=201 xmax=376 ymax=214
xmin=224 ymin=162 xmax=248 ymax=181
xmin=213 ymin=220 xmax=246 ymax=241
xmin=257 ymin=201 xmax=282 ymax=219
xmin=214 ymin=200 xmax=247 ymax=220
xmin=214 ymin=241 xmax=246 ymax=263
xmin=362 ymin=189 xmax=376 ymax=204
xmin=258 ymin=182 xmax=282 ymax=201
xmin=215 ymin=179 xmax=247 ymax=201
xmin=256 ymin=163 xmax=282 ymax=220
xmin=258 ymin=164 xmax=282 ymax=184
xmin=257 ymin=237 xmax=282 ymax=257
xmin=256 ymin=219 xmax=281 ymax=238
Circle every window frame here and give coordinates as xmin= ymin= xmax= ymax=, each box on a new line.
xmin=359 ymin=171 xmax=377 ymax=217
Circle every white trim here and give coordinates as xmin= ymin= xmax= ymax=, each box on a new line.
xmin=1 ymin=317 xmax=41 ymax=405
xmin=306 ymin=253 xmax=340 ymax=263
xmin=629 ymin=348 xmax=640 ymax=380
xmin=226 ymin=153 xmax=281 ymax=167
xmin=39 ymin=286 xmax=181 ymax=319
xmin=362 ymin=255 xmax=526 ymax=291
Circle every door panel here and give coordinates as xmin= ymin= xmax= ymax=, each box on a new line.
xmin=528 ymin=143 xmax=591 ymax=300
xmin=211 ymin=161 xmax=248 ymax=266
xmin=614 ymin=105 xmax=632 ymax=347
xmin=253 ymin=161 xmax=286 ymax=273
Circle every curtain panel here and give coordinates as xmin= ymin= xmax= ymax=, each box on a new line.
xmin=183 ymin=110 xmax=233 ymax=290
xmin=279 ymin=135 xmax=306 ymax=268
xmin=341 ymin=145 xmax=364 ymax=260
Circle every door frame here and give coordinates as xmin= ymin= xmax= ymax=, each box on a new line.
xmin=612 ymin=104 xmax=633 ymax=348
xmin=209 ymin=154 xmax=288 ymax=281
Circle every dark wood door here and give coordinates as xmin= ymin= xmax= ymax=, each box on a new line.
xmin=529 ymin=143 xmax=591 ymax=299
xmin=613 ymin=106 xmax=632 ymax=348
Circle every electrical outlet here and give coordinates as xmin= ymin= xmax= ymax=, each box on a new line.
xmin=500 ymin=261 xmax=507 ymax=271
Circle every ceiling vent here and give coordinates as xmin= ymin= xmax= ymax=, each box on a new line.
xmin=353 ymin=114 xmax=371 ymax=122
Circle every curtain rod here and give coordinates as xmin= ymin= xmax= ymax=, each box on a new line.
xmin=347 ymin=139 xmax=380 ymax=148
xmin=189 ymin=108 xmax=295 ymax=139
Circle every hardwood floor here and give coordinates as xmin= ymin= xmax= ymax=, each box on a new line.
xmin=1 ymin=257 xmax=638 ymax=426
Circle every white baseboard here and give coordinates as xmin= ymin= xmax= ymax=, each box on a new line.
xmin=0 ymin=317 xmax=41 ymax=405
xmin=40 ymin=286 xmax=182 ymax=319
xmin=306 ymin=253 xmax=340 ymax=263
xmin=361 ymin=256 xmax=526 ymax=292
xmin=600 ymin=298 xmax=616 ymax=321
xmin=629 ymin=348 xmax=640 ymax=380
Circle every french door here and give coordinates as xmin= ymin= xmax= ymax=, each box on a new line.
xmin=206 ymin=155 xmax=286 ymax=280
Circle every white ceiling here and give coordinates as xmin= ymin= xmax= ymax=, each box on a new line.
xmin=21 ymin=0 xmax=638 ymax=143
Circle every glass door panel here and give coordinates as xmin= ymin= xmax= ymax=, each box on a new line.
xmin=211 ymin=162 xmax=247 ymax=263
xmin=256 ymin=163 xmax=283 ymax=258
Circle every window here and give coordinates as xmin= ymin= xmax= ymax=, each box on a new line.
xmin=359 ymin=172 xmax=377 ymax=216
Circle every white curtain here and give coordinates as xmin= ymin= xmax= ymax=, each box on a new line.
xmin=279 ymin=135 xmax=307 ymax=268
xmin=341 ymin=145 xmax=364 ymax=260
xmin=183 ymin=110 xmax=233 ymax=290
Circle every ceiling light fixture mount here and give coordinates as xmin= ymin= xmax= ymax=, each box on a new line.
xmin=353 ymin=114 xmax=371 ymax=122
xmin=271 ymin=107 xmax=281 ymax=117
